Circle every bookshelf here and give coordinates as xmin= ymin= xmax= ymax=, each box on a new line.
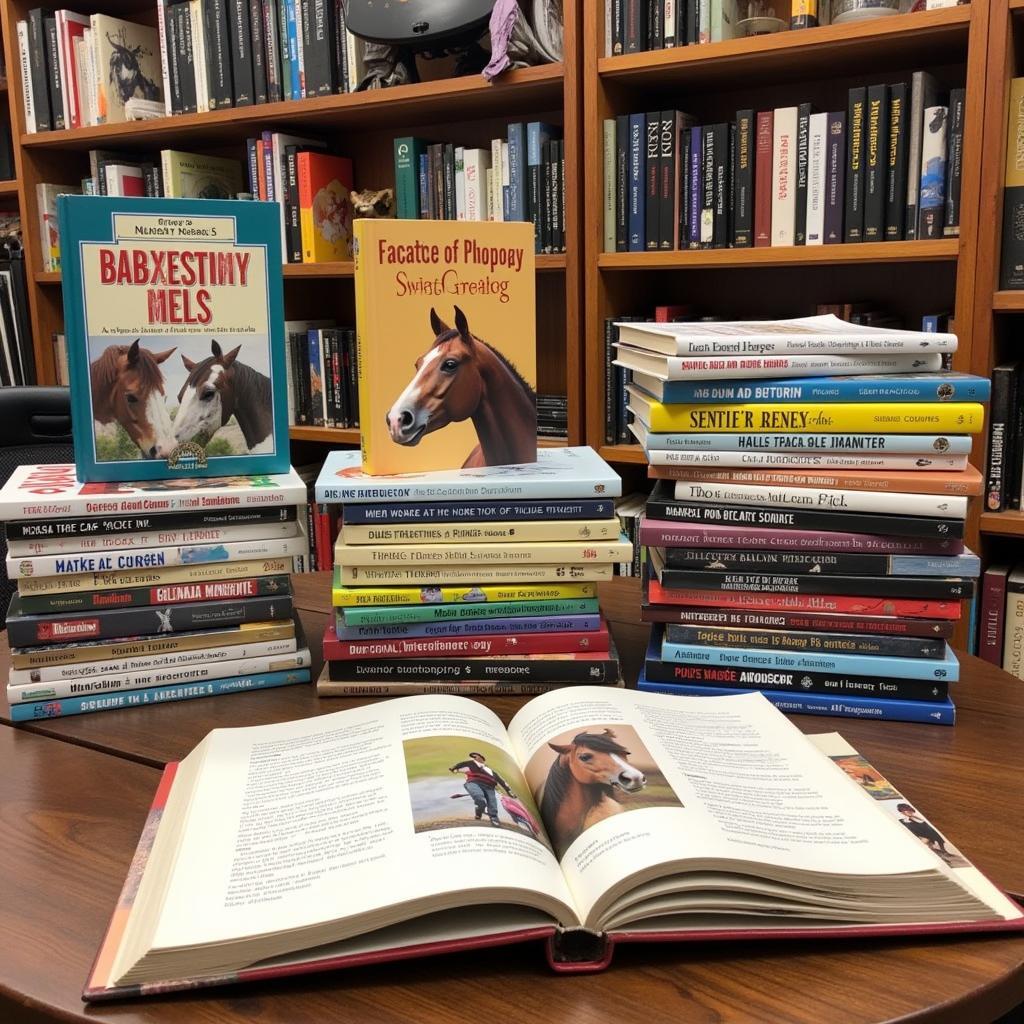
xmin=0 ymin=0 xmax=584 ymax=451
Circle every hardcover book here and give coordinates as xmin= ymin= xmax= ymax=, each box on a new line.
xmin=89 ymin=15 xmax=163 ymax=124
xmin=160 ymin=150 xmax=244 ymax=199
xmin=58 ymin=195 xmax=288 ymax=481
xmin=84 ymin=689 xmax=1023 ymax=1000
xmin=353 ymin=219 xmax=536 ymax=475
xmin=297 ymin=152 xmax=354 ymax=262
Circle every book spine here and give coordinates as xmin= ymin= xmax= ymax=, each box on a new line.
xmin=43 ymin=18 xmax=65 ymax=129
xmin=644 ymin=497 xmax=963 ymax=540
xmin=647 ymin=451 xmax=967 ymax=472
xmin=207 ymin=0 xmax=234 ymax=108
xmin=327 ymin=654 xmax=619 ymax=683
xmin=794 ymin=102 xmax=811 ymax=244
xmin=985 ymin=365 xmax=1013 ymax=511
xmin=629 ymin=113 xmax=646 ymax=250
xmin=333 ymin=581 xmax=598 ymax=609
xmin=338 ymin=563 xmax=615 ymax=586
xmin=660 ymin=547 xmax=918 ymax=576
xmin=263 ymin=0 xmax=283 ymax=102
xmin=248 ymin=0 xmax=268 ymax=103
xmin=284 ymin=0 xmax=300 ymax=99
xmin=1003 ymin=80 xmax=1024 ymax=283
xmin=771 ymin=107 xmax=797 ymax=245
xmin=16 ymin=22 xmax=36 ymax=134
xmin=863 ymin=84 xmax=888 ymax=242
xmin=615 ymin=114 xmax=629 ymax=251
xmin=624 ymin=0 xmax=646 ymax=52
xmin=341 ymin=519 xmax=620 ymax=545
xmin=754 ymin=111 xmax=773 ymax=246
xmin=733 ymin=109 xmax=753 ymax=247
xmin=637 ymin=677 xmax=952 ymax=714
xmin=645 ymin=111 xmax=661 ymax=250
xmin=27 ymin=10 xmax=52 ymax=132
xmin=905 ymin=71 xmax=936 ymax=241
xmin=338 ymin=598 xmax=601 ymax=628
xmin=688 ymin=125 xmax=702 ymax=247
xmin=664 ymin=623 xmax=946 ymax=659
xmin=177 ymin=1 xmax=199 ymax=113
xmin=918 ymin=105 xmax=948 ymax=239
xmin=229 ymin=0 xmax=254 ymax=104
xmin=658 ymin=110 xmax=677 ymax=249
xmin=712 ymin=122 xmax=729 ymax=248
xmin=507 ymin=122 xmax=526 ymax=222
xmin=938 ymin=87 xmax=958 ymax=238
xmin=885 ymin=82 xmax=908 ymax=239
xmin=677 ymin=122 xmax=690 ymax=249
xmin=700 ymin=122 xmax=715 ymax=247
xmin=823 ymin=110 xmax=846 ymax=243
xmin=845 ymin=87 xmax=866 ymax=241
xmin=659 ymin=641 xmax=956 ymax=681
xmin=318 ymin=679 xmax=604 ymax=697
xmin=334 ymin=537 xmax=631 ymax=566
xmin=338 ymin=498 xmax=616 ymax=526
xmin=10 ymin=669 xmax=311 ymax=721
xmin=303 ymin=0 xmax=335 ymax=95
xmin=1003 ymin=582 xmax=1024 ymax=678
xmin=285 ymin=147 xmax=302 ymax=262
xmin=325 ymin=627 xmax=608 ymax=660
xmin=979 ymin=567 xmax=1009 ymax=666
xmin=601 ymin=120 xmax=616 ymax=251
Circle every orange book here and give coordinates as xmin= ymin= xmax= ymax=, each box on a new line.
xmin=297 ymin=152 xmax=354 ymax=263
xmin=647 ymin=463 xmax=985 ymax=497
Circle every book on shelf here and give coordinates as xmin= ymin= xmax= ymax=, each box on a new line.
xmin=1000 ymin=78 xmax=1024 ymax=289
xmin=84 ymin=686 xmax=1024 ymax=1000
xmin=296 ymin=152 xmax=354 ymax=262
xmin=160 ymin=150 xmax=245 ymax=199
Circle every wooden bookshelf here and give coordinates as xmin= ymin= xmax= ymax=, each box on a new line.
xmin=0 ymin=1 xmax=584 ymax=450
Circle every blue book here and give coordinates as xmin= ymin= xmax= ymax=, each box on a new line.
xmin=285 ymin=0 xmax=300 ymax=101
xmin=507 ymin=122 xmax=527 ymax=222
xmin=339 ymin=497 xmax=617 ymax=525
xmin=921 ymin=314 xmax=950 ymax=333
xmin=659 ymin=640 xmax=959 ymax=681
xmin=633 ymin=372 xmax=991 ymax=405
xmin=278 ymin=0 xmax=293 ymax=100
xmin=891 ymin=552 xmax=981 ymax=577
xmin=58 ymin=195 xmax=289 ymax=482
xmin=628 ymin=113 xmax=645 ymax=251
xmin=636 ymin=672 xmax=956 ymax=725
xmin=10 ymin=669 xmax=311 ymax=721
xmin=335 ymin=612 xmax=602 ymax=641
xmin=307 ymin=329 xmax=325 ymax=426
xmin=632 ymin=429 xmax=974 ymax=455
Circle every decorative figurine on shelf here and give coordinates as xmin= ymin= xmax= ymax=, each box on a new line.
xmin=350 ymin=188 xmax=395 ymax=219
xmin=736 ymin=0 xmax=787 ymax=35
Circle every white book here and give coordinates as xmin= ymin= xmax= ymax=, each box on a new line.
xmin=1003 ymin=570 xmax=1024 ymax=679
xmin=463 ymin=149 xmax=491 ymax=221
xmin=645 ymin=449 xmax=968 ymax=471
xmin=771 ymin=106 xmax=798 ymax=246
xmin=699 ymin=0 xmax=710 ymax=42
xmin=16 ymin=21 xmax=35 ymax=134
xmin=345 ymin=30 xmax=366 ymax=92
xmin=806 ymin=112 xmax=827 ymax=245
xmin=484 ymin=168 xmax=494 ymax=220
xmin=603 ymin=118 xmax=616 ymax=252
xmin=604 ymin=0 xmax=613 ymax=56
xmin=906 ymin=71 xmax=940 ymax=238
xmin=710 ymin=0 xmax=736 ymax=41
xmin=55 ymin=10 xmax=91 ymax=130
xmin=189 ymin=0 xmax=210 ymax=113
xmin=454 ymin=146 xmax=466 ymax=220
xmin=104 ymin=164 xmax=147 ymax=197
xmin=53 ymin=334 xmax=70 ymax=386
xmin=918 ymin=104 xmax=948 ymax=238
xmin=664 ymin=0 xmax=678 ymax=46
xmin=671 ymin=479 xmax=967 ymax=519
xmin=490 ymin=137 xmax=504 ymax=221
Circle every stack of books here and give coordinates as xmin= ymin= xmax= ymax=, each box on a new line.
xmin=312 ymin=448 xmax=629 ymax=697
xmin=1 ymin=466 xmax=314 ymax=721
xmin=617 ymin=315 xmax=990 ymax=725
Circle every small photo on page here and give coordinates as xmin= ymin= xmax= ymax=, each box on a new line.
xmin=831 ymin=755 xmax=901 ymax=800
xmin=524 ymin=725 xmax=683 ymax=859
xmin=404 ymin=738 xmax=551 ymax=851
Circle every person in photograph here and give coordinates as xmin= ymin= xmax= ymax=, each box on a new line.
xmin=896 ymin=803 xmax=951 ymax=857
xmin=449 ymin=751 xmax=516 ymax=826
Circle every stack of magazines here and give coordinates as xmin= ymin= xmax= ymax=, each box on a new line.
xmin=1 ymin=467 xmax=313 ymax=721
xmin=616 ymin=315 xmax=990 ymax=725
xmin=312 ymin=448 xmax=628 ymax=697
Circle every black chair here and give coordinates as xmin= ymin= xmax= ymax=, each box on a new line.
xmin=0 ymin=388 xmax=75 ymax=624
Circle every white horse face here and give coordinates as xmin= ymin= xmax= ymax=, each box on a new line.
xmin=175 ymin=363 xmax=224 ymax=445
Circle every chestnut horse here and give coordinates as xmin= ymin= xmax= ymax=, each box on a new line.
xmin=386 ymin=306 xmax=536 ymax=468
xmin=174 ymin=340 xmax=275 ymax=453
xmin=539 ymin=729 xmax=646 ymax=857
xmin=90 ymin=339 xmax=176 ymax=459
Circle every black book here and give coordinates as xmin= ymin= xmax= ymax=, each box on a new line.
xmin=262 ymin=0 xmax=283 ymax=102
xmin=663 ymin=622 xmax=947 ymax=661
xmin=291 ymin=330 xmax=310 ymax=422
xmin=541 ymin=139 xmax=552 ymax=254
xmin=165 ymin=2 xmax=184 ymax=115
xmin=331 ymin=330 xmax=347 ymax=427
xmin=985 ymin=363 xmax=1018 ymax=512
xmin=302 ymin=0 xmax=337 ymax=96
xmin=687 ymin=0 xmax=698 ymax=44
xmin=249 ymin=0 xmax=268 ymax=104
xmin=615 ymin=114 xmax=629 ymax=251
xmin=322 ymin=329 xmax=338 ymax=426
xmin=332 ymin=0 xmax=349 ymax=92
xmin=644 ymin=111 xmax=661 ymax=251
xmin=944 ymin=88 xmax=965 ymax=238
xmin=661 ymin=547 xmax=953 ymax=578
xmin=443 ymin=143 xmax=456 ymax=220
xmin=844 ymin=87 xmax=866 ymax=242
xmin=713 ymin=122 xmax=729 ymax=249
xmin=611 ymin=0 xmax=625 ymax=55
xmin=344 ymin=327 xmax=360 ymax=427
xmin=885 ymin=82 xmax=908 ymax=240
xmin=229 ymin=0 xmax=255 ymax=106
xmin=824 ymin=111 xmax=845 ymax=244
xmin=624 ymin=0 xmax=647 ymax=53
xmin=794 ymin=102 xmax=812 ymax=244
xmin=1008 ymin=365 xmax=1024 ymax=511
xmin=649 ymin=0 xmax=663 ymax=48
xmin=206 ymin=0 xmax=235 ymax=109
xmin=328 ymin=652 xmax=620 ymax=684
xmin=658 ymin=111 xmax=677 ymax=250
xmin=863 ymin=84 xmax=888 ymax=242
xmin=285 ymin=145 xmax=302 ymax=263
xmin=27 ymin=10 xmax=52 ymax=132
xmin=733 ymin=109 xmax=754 ymax=247
xmin=44 ymin=17 xmax=64 ymax=129
xmin=700 ymin=123 xmax=716 ymax=248
xmin=175 ymin=2 xmax=198 ymax=114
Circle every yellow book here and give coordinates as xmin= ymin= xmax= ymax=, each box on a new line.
xmin=332 ymin=577 xmax=598 ymax=607
xmin=353 ymin=219 xmax=536 ymax=475
xmin=627 ymin=387 xmax=986 ymax=434
xmin=338 ymin=563 xmax=615 ymax=586
xmin=334 ymin=536 xmax=631 ymax=565
xmin=338 ymin=519 xmax=622 ymax=544
xmin=297 ymin=152 xmax=353 ymax=262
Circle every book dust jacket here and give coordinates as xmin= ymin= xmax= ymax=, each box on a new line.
xmin=354 ymin=219 xmax=537 ymax=476
xmin=59 ymin=196 xmax=289 ymax=482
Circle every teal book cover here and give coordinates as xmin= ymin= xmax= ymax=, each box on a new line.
xmin=58 ymin=195 xmax=289 ymax=482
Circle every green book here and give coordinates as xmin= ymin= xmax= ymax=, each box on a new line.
xmin=337 ymin=597 xmax=601 ymax=628
xmin=393 ymin=136 xmax=426 ymax=218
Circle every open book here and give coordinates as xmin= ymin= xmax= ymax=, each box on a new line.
xmin=86 ymin=688 xmax=1024 ymax=1000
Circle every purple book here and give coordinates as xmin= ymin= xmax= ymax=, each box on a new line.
xmin=333 ymin=613 xmax=603 ymax=642
xmin=824 ymin=111 xmax=845 ymax=244
xmin=638 ymin=519 xmax=964 ymax=556
xmin=688 ymin=125 xmax=702 ymax=248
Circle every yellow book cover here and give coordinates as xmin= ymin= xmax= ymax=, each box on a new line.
xmin=354 ymin=219 xmax=536 ymax=475
xmin=332 ymin=577 xmax=598 ymax=607
xmin=297 ymin=152 xmax=354 ymax=262
xmin=334 ymin=536 xmax=632 ymax=565
xmin=628 ymin=387 xmax=986 ymax=434
xmin=338 ymin=563 xmax=615 ymax=586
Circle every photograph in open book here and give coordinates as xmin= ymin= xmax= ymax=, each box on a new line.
xmin=524 ymin=724 xmax=682 ymax=859
xmin=831 ymin=755 xmax=900 ymax=800
xmin=405 ymin=737 xmax=550 ymax=850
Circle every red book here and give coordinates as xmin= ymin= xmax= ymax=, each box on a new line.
xmin=654 ymin=305 xmax=690 ymax=322
xmin=647 ymin=578 xmax=962 ymax=620
xmin=754 ymin=110 xmax=774 ymax=247
xmin=979 ymin=565 xmax=1010 ymax=665
xmin=322 ymin=623 xmax=611 ymax=661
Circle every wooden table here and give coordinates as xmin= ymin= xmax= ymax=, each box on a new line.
xmin=2 ymin=574 xmax=1023 ymax=1024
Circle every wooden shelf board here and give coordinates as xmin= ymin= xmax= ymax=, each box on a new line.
xmin=598 ymin=7 xmax=971 ymax=89
xmin=598 ymin=240 xmax=959 ymax=270
xmin=992 ymin=290 xmax=1024 ymax=310
xmin=35 ymin=271 xmax=61 ymax=284
xmin=1011 ymin=0 xmax=1024 ymax=13
xmin=980 ymin=512 xmax=1024 ymax=537
xmin=289 ymin=426 xmax=361 ymax=443
xmin=598 ymin=444 xmax=647 ymax=465
xmin=0 ymin=180 xmax=19 ymax=195
xmin=537 ymin=436 xmax=569 ymax=447
xmin=21 ymin=64 xmax=566 ymax=151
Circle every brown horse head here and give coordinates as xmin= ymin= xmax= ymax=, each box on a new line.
xmin=90 ymin=339 xmax=176 ymax=459
xmin=174 ymin=340 xmax=274 ymax=451
xmin=547 ymin=730 xmax=646 ymax=794
xmin=385 ymin=306 xmax=536 ymax=466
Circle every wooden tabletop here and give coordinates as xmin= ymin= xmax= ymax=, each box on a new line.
xmin=2 ymin=573 xmax=1023 ymax=1024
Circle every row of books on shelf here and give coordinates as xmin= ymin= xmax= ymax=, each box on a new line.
xmin=604 ymin=0 xmax=966 ymax=56
xmin=16 ymin=0 xmax=371 ymax=134
xmin=603 ymin=76 xmax=963 ymax=253
xmin=983 ymin=362 xmax=1024 ymax=513
xmin=980 ymin=566 xmax=1024 ymax=680
xmin=394 ymin=126 xmax=567 ymax=252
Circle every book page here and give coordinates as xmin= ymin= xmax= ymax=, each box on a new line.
xmin=507 ymin=687 xmax=948 ymax=928
xmin=143 ymin=696 xmax=579 ymax=960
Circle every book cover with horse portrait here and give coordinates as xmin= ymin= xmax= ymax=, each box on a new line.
xmin=59 ymin=195 xmax=289 ymax=483
xmin=354 ymin=219 xmax=536 ymax=476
